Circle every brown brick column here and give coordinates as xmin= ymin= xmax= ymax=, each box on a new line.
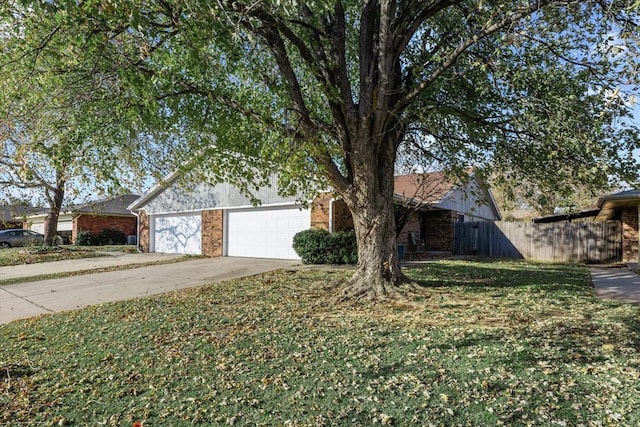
xmin=202 ymin=210 xmax=224 ymax=257
xmin=138 ymin=211 xmax=150 ymax=252
xmin=622 ymin=206 xmax=638 ymax=262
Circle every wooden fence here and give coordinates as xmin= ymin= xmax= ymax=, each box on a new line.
xmin=454 ymin=221 xmax=622 ymax=263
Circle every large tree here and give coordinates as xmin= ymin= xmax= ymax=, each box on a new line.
xmin=0 ymin=8 xmax=181 ymax=245
xmin=2 ymin=1 xmax=639 ymax=297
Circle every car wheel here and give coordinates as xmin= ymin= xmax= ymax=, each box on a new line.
xmin=0 ymin=242 xmax=10 ymax=249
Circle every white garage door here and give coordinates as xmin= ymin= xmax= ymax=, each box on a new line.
xmin=31 ymin=218 xmax=72 ymax=234
xmin=226 ymin=206 xmax=310 ymax=259
xmin=153 ymin=214 xmax=202 ymax=255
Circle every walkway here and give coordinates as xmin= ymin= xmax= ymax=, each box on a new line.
xmin=589 ymin=264 xmax=640 ymax=304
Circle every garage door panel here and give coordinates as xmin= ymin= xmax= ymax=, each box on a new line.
xmin=227 ymin=206 xmax=309 ymax=259
xmin=154 ymin=214 xmax=202 ymax=255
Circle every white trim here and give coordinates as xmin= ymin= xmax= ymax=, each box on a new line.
xmin=145 ymin=200 xmax=311 ymax=217
xmin=128 ymin=169 xmax=182 ymax=211
xmin=149 ymin=214 xmax=156 ymax=253
xmin=329 ymin=198 xmax=335 ymax=233
xmin=223 ymin=210 xmax=229 ymax=257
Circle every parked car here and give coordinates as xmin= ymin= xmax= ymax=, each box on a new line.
xmin=0 ymin=229 xmax=44 ymax=248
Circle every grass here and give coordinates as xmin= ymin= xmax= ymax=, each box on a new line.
xmin=1 ymin=259 xmax=639 ymax=426
xmin=0 ymin=245 xmax=137 ymax=267
xmin=0 ymin=257 xmax=197 ymax=286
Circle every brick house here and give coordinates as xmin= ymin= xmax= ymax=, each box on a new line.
xmin=594 ymin=190 xmax=640 ymax=262
xmin=311 ymin=173 xmax=501 ymax=254
xmin=25 ymin=194 xmax=139 ymax=244
xmin=129 ymin=172 xmax=500 ymax=259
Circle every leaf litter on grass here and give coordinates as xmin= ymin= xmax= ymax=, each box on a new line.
xmin=1 ymin=260 xmax=639 ymax=425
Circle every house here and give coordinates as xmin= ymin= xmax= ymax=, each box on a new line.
xmin=594 ymin=189 xmax=640 ymax=262
xmin=392 ymin=172 xmax=501 ymax=253
xmin=24 ymin=194 xmax=139 ymax=243
xmin=0 ymin=203 xmax=39 ymax=230
xmin=129 ymin=171 xmax=501 ymax=260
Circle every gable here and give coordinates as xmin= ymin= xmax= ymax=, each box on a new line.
xmin=393 ymin=172 xmax=454 ymax=202
xmin=393 ymin=173 xmax=500 ymax=220
xmin=136 ymin=174 xmax=304 ymax=215
xmin=437 ymin=179 xmax=500 ymax=220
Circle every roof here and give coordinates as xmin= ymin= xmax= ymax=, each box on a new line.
xmin=71 ymin=194 xmax=140 ymax=216
xmin=130 ymin=169 xmax=501 ymax=220
xmin=533 ymin=209 xmax=600 ymax=223
xmin=597 ymin=189 xmax=640 ymax=207
xmin=595 ymin=189 xmax=640 ymax=220
xmin=393 ymin=172 xmax=454 ymax=203
xmin=24 ymin=194 xmax=140 ymax=218
xmin=1 ymin=204 xmax=40 ymax=222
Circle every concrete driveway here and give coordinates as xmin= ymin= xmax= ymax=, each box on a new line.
xmin=0 ymin=257 xmax=295 ymax=324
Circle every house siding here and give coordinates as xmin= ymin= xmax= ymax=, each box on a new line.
xmin=73 ymin=215 xmax=137 ymax=243
xmin=621 ymin=207 xmax=638 ymax=262
xmin=143 ymin=174 xmax=304 ymax=215
xmin=438 ymin=181 xmax=499 ymax=221
xmin=202 ymin=209 xmax=223 ymax=257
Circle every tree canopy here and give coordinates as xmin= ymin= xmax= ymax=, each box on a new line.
xmin=1 ymin=1 xmax=639 ymax=296
xmin=0 ymin=5 xmax=181 ymax=243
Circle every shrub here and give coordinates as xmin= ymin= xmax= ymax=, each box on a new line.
xmin=97 ymin=228 xmax=127 ymax=245
xmin=293 ymin=229 xmax=357 ymax=264
xmin=75 ymin=230 xmax=93 ymax=246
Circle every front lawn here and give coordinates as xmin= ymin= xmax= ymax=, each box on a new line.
xmin=0 ymin=245 xmax=139 ymax=267
xmin=0 ymin=246 xmax=107 ymax=266
xmin=1 ymin=260 xmax=639 ymax=425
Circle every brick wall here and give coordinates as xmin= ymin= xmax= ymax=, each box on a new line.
xmin=621 ymin=207 xmax=638 ymax=262
xmin=332 ymin=200 xmax=353 ymax=231
xmin=202 ymin=210 xmax=223 ymax=257
xmin=139 ymin=211 xmax=149 ymax=252
xmin=423 ymin=210 xmax=457 ymax=252
xmin=73 ymin=214 xmax=137 ymax=243
xmin=311 ymin=193 xmax=353 ymax=231
xmin=398 ymin=213 xmax=421 ymax=246
xmin=311 ymin=193 xmax=331 ymax=230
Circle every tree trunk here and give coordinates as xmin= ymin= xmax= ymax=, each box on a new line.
xmin=341 ymin=196 xmax=406 ymax=300
xmin=43 ymin=187 xmax=64 ymax=246
xmin=339 ymin=136 xmax=407 ymax=300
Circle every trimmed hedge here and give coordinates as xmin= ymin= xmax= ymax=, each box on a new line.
xmin=97 ymin=228 xmax=127 ymax=245
xmin=75 ymin=230 xmax=93 ymax=246
xmin=75 ymin=228 xmax=127 ymax=246
xmin=293 ymin=229 xmax=358 ymax=264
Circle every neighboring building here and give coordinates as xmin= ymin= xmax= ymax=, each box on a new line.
xmin=0 ymin=204 xmax=38 ymax=230
xmin=129 ymin=172 xmax=501 ymax=259
xmin=24 ymin=194 xmax=139 ymax=243
xmin=594 ymin=190 xmax=640 ymax=263
xmin=530 ymin=189 xmax=640 ymax=263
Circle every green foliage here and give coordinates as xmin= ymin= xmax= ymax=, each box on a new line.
xmin=74 ymin=230 xmax=93 ymax=246
xmin=2 ymin=1 xmax=640 ymax=285
xmin=97 ymin=228 xmax=127 ymax=246
xmin=293 ymin=229 xmax=357 ymax=264
xmin=1 ymin=261 xmax=640 ymax=425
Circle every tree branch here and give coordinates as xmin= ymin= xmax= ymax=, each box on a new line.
xmin=394 ymin=0 xmax=560 ymax=114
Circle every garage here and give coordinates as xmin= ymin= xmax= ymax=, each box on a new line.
xmin=226 ymin=206 xmax=310 ymax=259
xmin=153 ymin=214 xmax=202 ymax=255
